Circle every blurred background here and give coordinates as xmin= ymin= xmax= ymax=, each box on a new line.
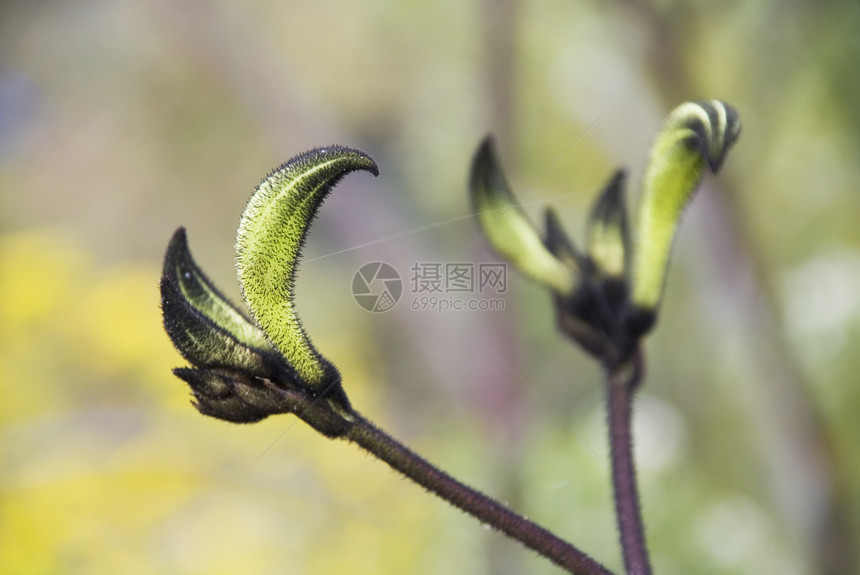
xmin=2 ymin=1 xmax=859 ymax=573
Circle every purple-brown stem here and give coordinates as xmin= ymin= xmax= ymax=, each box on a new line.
xmin=606 ymin=351 xmax=652 ymax=575
xmin=345 ymin=412 xmax=616 ymax=575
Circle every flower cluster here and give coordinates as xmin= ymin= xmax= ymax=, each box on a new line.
xmin=469 ymin=100 xmax=741 ymax=367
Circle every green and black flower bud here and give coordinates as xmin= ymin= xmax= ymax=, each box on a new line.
xmin=161 ymin=146 xmax=377 ymax=429
xmin=470 ymin=137 xmax=579 ymax=296
xmin=628 ymin=100 xmax=741 ymax=335
xmin=586 ymin=169 xmax=630 ymax=297
xmin=469 ymin=101 xmax=741 ymax=364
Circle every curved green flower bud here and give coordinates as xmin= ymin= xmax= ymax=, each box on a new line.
xmin=166 ymin=227 xmax=272 ymax=350
xmin=586 ymin=169 xmax=630 ymax=281
xmin=236 ymin=146 xmax=378 ymax=388
xmin=630 ymin=100 xmax=741 ymax=333
xmin=469 ymin=137 xmax=577 ymax=295
xmin=161 ymin=228 xmax=283 ymax=376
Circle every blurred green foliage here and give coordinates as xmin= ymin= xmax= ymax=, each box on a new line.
xmin=1 ymin=1 xmax=859 ymax=574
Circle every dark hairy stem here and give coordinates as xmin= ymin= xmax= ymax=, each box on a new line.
xmin=606 ymin=351 xmax=652 ymax=575
xmin=344 ymin=411 xmax=616 ymax=575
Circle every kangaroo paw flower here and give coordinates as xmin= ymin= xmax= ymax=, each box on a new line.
xmin=629 ymin=100 xmax=741 ymax=335
xmin=161 ymin=228 xmax=287 ymax=379
xmin=162 ymin=146 xmax=376 ymax=426
xmin=236 ymin=146 xmax=378 ymax=391
xmin=544 ymin=172 xmax=632 ymax=359
xmin=586 ymin=169 xmax=630 ymax=286
xmin=470 ymin=101 xmax=740 ymax=362
xmin=469 ymin=136 xmax=578 ymax=295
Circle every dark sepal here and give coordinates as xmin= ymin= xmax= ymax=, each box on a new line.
xmin=543 ymin=206 xmax=585 ymax=271
xmin=553 ymin=296 xmax=609 ymax=359
xmin=174 ymin=367 xmax=286 ymax=424
xmin=160 ymin=273 xmax=286 ymax=377
xmin=625 ymin=306 xmax=657 ymax=339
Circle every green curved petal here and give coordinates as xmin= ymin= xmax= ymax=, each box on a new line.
xmin=469 ymin=137 xmax=577 ymax=295
xmin=631 ymin=101 xmax=741 ymax=326
xmin=236 ymin=146 xmax=378 ymax=387
xmin=586 ymin=169 xmax=630 ymax=280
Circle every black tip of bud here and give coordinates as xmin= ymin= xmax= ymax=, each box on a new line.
xmin=625 ymin=307 xmax=657 ymax=338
